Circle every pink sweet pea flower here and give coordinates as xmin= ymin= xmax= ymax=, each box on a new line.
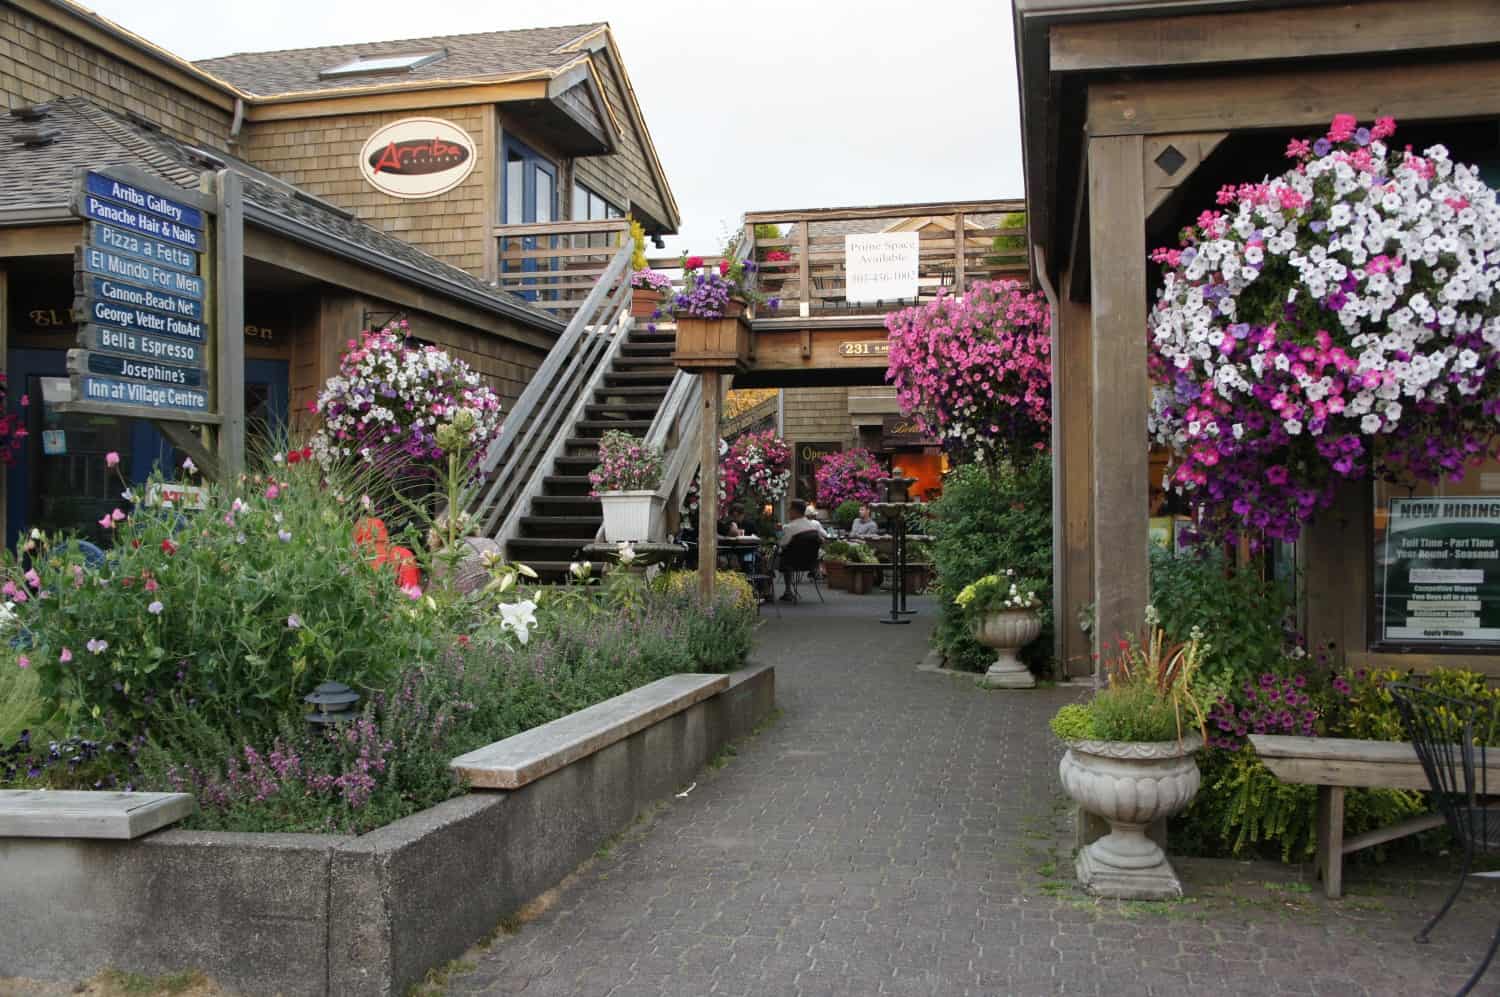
xmin=59 ymin=647 xmax=72 ymax=663
xmin=105 ymin=451 xmax=120 ymax=468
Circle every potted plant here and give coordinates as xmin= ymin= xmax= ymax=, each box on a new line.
xmin=668 ymin=255 xmax=779 ymax=370
xmin=955 ymin=569 xmax=1044 ymax=689
xmin=1050 ymin=615 xmax=1210 ymax=900
xmin=630 ymin=268 xmax=674 ymax=320
xmin=822 ymin=538 xmax=875 ymax=591
xmin=589 ymin=430 xmax=664 ymax=543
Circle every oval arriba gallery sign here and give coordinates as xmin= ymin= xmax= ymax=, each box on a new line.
xmin=359 ymin=118 xmax=476 ymax=199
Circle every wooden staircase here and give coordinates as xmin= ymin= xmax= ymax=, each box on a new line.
xmin=505 ymin=327 xmax=677 ymax=579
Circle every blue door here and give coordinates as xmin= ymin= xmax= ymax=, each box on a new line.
xmin=502 ymin=138 xmax=558 ymax=299
xmin=5 ymin=350 xmax=290 ymax=546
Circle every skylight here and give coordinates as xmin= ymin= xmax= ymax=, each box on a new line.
xmin=319 ymin=50 xmax=447 ymax=79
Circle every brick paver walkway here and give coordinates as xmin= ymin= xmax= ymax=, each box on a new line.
xmin=444 ymin=592 xmax=1500 ymax=996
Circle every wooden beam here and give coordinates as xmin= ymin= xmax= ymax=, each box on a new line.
xmin=1087 ymin=134 xmax=1149 ymax=654
xmin=1050 ymin=0 xmax=1500 ymax=74
xmin=744 ymin=199 xmax=1026 ymax=225
xmin=482 ymin=107 xmax=499 ymax=285
xmin=1088 ymin=56 xmax=1500 ymax=138
xmin=698 ymin=370 xmax=721 ymax=604
xmin=213 ymin=170 xmax=246 ymax=479
xmin=243 ymin=80 xmax=550 ymax=122
xmin=0 ymin=225 xmax=79 ymax=258
xmin=796 ymin=221 xmax=810 ymax=318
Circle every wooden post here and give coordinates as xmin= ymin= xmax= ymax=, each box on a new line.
xmin=214 ymin=170 xmax=246 ymax=478
xmin=1303 ymin=482 xmax=1372 ymax=669
xmin=0 ymin=266 xmax=7 ymax=547
xmin=1087 ymin=134 xmax=1149 ymax=654
xmin=698 ymin=369 xmax=722 ymax=603
xmin=797 ymin=221 xmax=810 ymax=318
xmin=953 ymin=211 xmax=966 ymax=293
xmin=1039 ymin=252 xmax=1096 ymax=679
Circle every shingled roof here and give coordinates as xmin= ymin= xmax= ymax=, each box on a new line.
xmin=195 ymin=24 xmax=606 ymax=98
xmin=0 ymin=98 xmax=562 ymax=333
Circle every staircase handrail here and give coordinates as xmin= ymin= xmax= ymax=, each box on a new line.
xmin=472 ymin=243 xmax=634 ymax=537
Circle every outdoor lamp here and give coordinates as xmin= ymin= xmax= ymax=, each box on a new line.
xmin=304 ymin=680 xmax=360 ymax=727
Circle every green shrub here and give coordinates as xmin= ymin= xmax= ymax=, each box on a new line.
xmin=832 ymin=499 xmax=862 ymax=529
xmin=1049 ymin=703 xmax=1093 ymax=741
xmin=1148 ymin=547 xmax=1294 ymax=690
xmin=1088 ymin=680 xmax=1183 ymax=742
xmin=824 ymin=539 xmax=876 ymax=565
xmin=928 ymin=457 xmax=1052 ymax=673
xmin=1 ymin=455 xmax=438 ymax=738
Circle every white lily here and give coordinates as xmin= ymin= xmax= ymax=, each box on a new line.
xmin=498 ymin=599 xmax=538 ymax=645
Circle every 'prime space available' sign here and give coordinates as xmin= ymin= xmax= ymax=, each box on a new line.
xmin=1381 ymin=497 xmax=1500 ymax=644
xmin=844 ymin=232 xmax=918 ymax=304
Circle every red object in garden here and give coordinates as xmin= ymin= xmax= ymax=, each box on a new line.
xmin=353 ymin=517 xmax=421 ymax=589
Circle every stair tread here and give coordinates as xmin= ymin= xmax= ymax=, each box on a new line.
xmin=520 ymin=515 xmax=602 ymax=526
xmin=585 ymin=404 xmax=662 ymax=416
xmin=577 ymin=419 xmax=653 ymax=430
xmin=508 ymin=538 xmax=601 ymax=549
xmin=595 ymin=385 xmax=670 ymax=397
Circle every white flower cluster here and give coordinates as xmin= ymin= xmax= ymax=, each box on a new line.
xmin=310 ymin=329 xmax=501 ymax=466
xmin=1149 ymin=136 xmax=1500 ymax=451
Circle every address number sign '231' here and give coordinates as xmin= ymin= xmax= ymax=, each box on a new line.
xmin=359 ymin=118 xmax=476 ymax=200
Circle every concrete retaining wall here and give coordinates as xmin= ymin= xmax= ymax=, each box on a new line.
xmin=0 ymin=663 xmax=775 ymax=995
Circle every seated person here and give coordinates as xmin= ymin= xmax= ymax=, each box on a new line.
xmin=727 ymin=502 xmax=759 ymax=538
xmin=776 ymin=499 xmax=827 ymax=601
xmin=850 ymin=503 xmax=882 ymax=538
xmin=777 ymin=499 xmax=829 ymax=548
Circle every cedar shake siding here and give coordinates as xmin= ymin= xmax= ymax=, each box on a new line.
xmin=237 ymin=106 xmax=492 ymax=275
xmin=572 ymin=45 xmax=672 ymax=232
xmin=0 ymin=4 xmax=232 ymax=147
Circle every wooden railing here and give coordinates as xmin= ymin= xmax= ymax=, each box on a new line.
xmin=736 ymin=199 xmax=1028 ymax=317
xmin=472 ymin=242 xmax=635 ymax=541
xmin=495 ymin=218 xmax=632 ymax=320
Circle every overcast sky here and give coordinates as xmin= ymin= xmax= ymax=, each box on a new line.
xmin=84 ymin=0 xmax=1024 ymax=254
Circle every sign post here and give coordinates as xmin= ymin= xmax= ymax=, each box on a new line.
xmin=59 ymin=166 xmax=244 ymax=479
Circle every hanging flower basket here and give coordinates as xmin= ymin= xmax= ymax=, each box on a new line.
xmin=1148 ymin=115 xmax=1500 ymax=547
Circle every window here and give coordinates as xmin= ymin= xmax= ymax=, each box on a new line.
xmin=319 ymin=50 xmax=447 ymax=79
xmin=571 ymin=183 xmax=622 ymax=222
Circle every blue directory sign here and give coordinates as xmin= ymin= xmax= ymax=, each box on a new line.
xmin=78 ymin=375 xmax=210 ymax=413
xmin=81 ymin=245 xmax=204 ymax=299
xmin=82 ymin=324 xmax=204 ymax=366
xmin=81 ymin=298 xmax=205 ymax=342
xmin=70 ymin=167 xmax=218 ymax=423
xmin=90 ymin=223 xmax=198 ymax=274
xmin=79 ymin=190 xmax=203 ymax=251
xmin=83 ymin=172 xmax=205 ymax=231
xmin=83 ymin=274 xmax=203 ymax=320
xmin=80 ymin=351 xmax=205 ymax=388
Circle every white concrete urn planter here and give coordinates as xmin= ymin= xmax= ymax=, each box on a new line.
xmin=598 ymin=490 xmax=663 ymax=543
xmin=972 ymin=608 xmax=1041 ymax=689
xmin=1058 ymin=735 xmax=1203 ymax=899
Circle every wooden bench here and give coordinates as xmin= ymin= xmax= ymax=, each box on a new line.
xmin=451 ymin=673 xmax=729 ymax=789
xmin=1249 ymin=734 xmax=1500 ymax=898
xmin=0 ymin=789 xmax=195 ymax=839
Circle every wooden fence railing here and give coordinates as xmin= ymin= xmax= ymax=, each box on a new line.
xmin=495 ymin=218 xmax=632 ymax=320
xmin=736 ymin=199 xmax=1028 ymax=316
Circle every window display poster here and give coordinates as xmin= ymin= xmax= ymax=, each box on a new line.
xmin=1381 ymin=497 xmax=1500 ymax=643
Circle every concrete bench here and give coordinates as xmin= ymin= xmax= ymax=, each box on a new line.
xmin=0 ymin=789 xmax=195 ymax=839
xmin=451 ymin=673 xmax=729 ymax=789
xmin=1249 ymin=734 xmax=1500 ymax=898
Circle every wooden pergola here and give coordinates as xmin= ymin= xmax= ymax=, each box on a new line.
xmin=1015 ymin=0 xmax=1500 ymax=676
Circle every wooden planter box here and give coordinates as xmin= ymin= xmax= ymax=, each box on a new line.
xmin=673 ymin=307 xmax=751 ymax=371
xmin=847 ymin=563 xmax=878 ymax=595
xmin=631 ymin=288 xmax=666 ymax=319
xmin=824 ymin=560 xmax=851 ymax=590
xmin=904 ymin=563 xmax=933 ymax=594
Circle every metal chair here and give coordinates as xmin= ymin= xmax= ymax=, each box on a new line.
xmin=1388 ymin=681 xmax=1500 ymax=996
xmin=778 ymin=531 xmax=825 ymax=604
